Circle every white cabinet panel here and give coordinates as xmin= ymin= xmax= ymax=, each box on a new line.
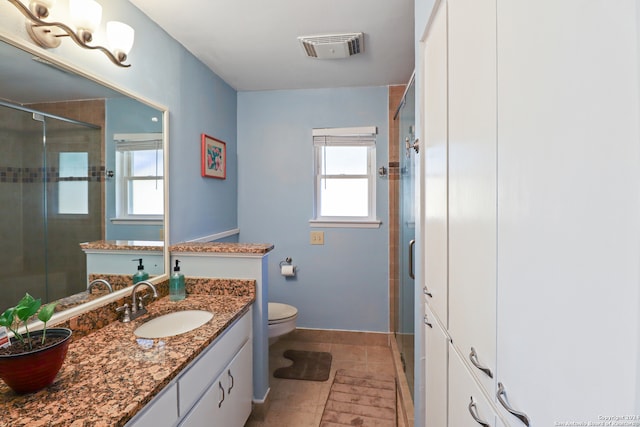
xmin=424 ymin=303 xmax=448 ymax=427
xmin=447 ymin=0 xmax=497 ymax=395
xmin=449 ymin=348 xmax=497 ymax=427
xmin=496 ymin=0 xmax=640 ymax=424
xmin=422 ymin=0 xmax=449 ymax=328
xmin=126 ymin=383 xmax=178 ymax=427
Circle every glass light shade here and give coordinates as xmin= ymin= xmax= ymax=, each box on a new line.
xmin=30 ymin=0 xmax=56 ymax=9
xmin=107 ymin=21 xmax=135 ymax=55
xmin=69 ymin=0 xmax=102 ymax=32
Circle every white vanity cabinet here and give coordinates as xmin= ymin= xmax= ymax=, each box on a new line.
xmin=126 ymin=308 xmax=253 ymax=427
xmin=419 ymin=0 xmax=640 ymax=425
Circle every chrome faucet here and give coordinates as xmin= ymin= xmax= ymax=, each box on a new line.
xmin=88 ymin=279 xmax=113 ymax=294
xmin=129 ymin=280 xmax=159 ymax=321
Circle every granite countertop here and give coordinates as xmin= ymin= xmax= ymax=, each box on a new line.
xmin=169 ymin=242 xmax=274 ymax=254
xmin=0 ymin=286 xmax=255 ymax=426
xmin=79 ymin=240 xmax=164 ymax=252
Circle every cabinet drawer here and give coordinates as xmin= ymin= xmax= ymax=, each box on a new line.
xmin=449 ymin=346 xmax=498 ymax=427
xmin=424 ymin=304 xmax=448 ymax=427
xmin=178 ymin=309 xmax=251 ymax=415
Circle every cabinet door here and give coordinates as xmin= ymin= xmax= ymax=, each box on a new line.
xmin=447 ymin=0 xmax=497 ymax=395
xmin=180 ymin=341 xmax=253 ymax=427
xmin=179 ymin=369 xmax=230 ymax=427
xmin=496 ymin=0 xmax=640 ymax=424
xmin=422 ymin=0 xmax=449 ymax=327
xmin=423 ymin=303 xmax=448 ymax=427
xmin=449 ymin=347 xmax=498 ymax=427
xmin=224 ymin=341 xmax=253 ymax=426
xmin=178 ymin=311 xmax=251 ymax=415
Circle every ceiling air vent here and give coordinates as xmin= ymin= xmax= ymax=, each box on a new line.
xmin=298 ymin=32 xmax=364 ymax=59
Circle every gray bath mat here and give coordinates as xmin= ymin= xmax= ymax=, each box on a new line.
xmin=273 ymin=349 xmax=332 ymax=381
xmin=321 ymin=369 xmax=397 ymax=427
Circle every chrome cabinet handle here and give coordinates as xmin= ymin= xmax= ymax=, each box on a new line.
xmin=218 ymin=381 xmax=225 ymax=408
xmin=423 ymin=286 xmax=433 ymax=298
xmin=469 ymin=347 xmax=493 ymax=378
xmin=409 ymin=239 xmax=416 ymax=279
xmin=497 ymin=382 xmax=530 ymax=426
xmin=227 ymin=369 xmax=234 ymax=394
xmin=423 ymin=314 xmax=433 ymax=328
xmin=468 ymin=397 xmax=490 ymax=427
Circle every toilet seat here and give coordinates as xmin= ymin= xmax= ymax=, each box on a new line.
xmin=268 ymin=302 xmax=298 ymax=325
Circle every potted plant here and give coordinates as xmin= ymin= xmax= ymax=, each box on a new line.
xmin=0 ymin=293 xmax=72 ymax=394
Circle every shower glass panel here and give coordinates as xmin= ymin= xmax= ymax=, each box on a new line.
xmin=396 ymin=78 xmax=416 ymax=397
xmin=0 ymin=102 xmax=102 ymax=312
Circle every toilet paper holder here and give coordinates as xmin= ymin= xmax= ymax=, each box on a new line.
xmin=279 ymin=257 xmax=296 ymax=277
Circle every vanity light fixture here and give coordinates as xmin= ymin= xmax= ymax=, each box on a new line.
xmin=7 ymin=0 xmax=134 ymax=67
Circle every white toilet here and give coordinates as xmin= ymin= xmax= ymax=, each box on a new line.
xmin=268 ymin=302 xmax=298 ymax=344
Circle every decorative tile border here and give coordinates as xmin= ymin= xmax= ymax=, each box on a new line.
xmin=0 ymin=166 xmax=105 ymax=183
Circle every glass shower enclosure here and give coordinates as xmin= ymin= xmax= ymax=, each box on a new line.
xmin=395 ymin=78 xmax=416 ymax=397
xmin=0 ymin=101 xmax=102 ymax=312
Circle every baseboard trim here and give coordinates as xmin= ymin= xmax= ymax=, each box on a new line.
xmin=287 ymin=327 xmax=391 ymax=347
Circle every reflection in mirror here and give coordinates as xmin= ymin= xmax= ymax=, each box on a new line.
xmin=0 ymin=38 xmax=167 ymax=313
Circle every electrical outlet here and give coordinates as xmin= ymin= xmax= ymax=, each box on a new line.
xmin=310 ymin=231 xmax=324 ymax=245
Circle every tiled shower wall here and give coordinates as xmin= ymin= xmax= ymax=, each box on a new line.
xmin=388 ymin=85 xmax=406 ymax=333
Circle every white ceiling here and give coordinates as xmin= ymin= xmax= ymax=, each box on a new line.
xmin=128 ymin=0 xmax=415 ymax=91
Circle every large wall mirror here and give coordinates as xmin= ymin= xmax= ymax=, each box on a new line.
xmin=0 ymin=36 xmax=169 ymax=316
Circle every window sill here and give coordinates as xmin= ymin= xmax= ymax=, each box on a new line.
xmin=309 ymin=219 xmax=382 ymax=229
xmin=110 ymin=217 xmax=163 ymax=226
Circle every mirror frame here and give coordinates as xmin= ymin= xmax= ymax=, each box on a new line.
xmin=0 ymin=31 xmax=171 ymax=326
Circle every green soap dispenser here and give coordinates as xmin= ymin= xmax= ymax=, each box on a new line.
xmin=132 ymin=258 xmax=149 ymax=284
xmin=170 ymin=259 xmax=185 ymax=301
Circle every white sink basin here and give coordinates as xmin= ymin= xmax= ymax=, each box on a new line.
xmin=134 ymin=310 xmax=213 ymax=338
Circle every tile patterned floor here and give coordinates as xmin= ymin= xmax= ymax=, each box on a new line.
xmin=245 ymin=337 xmax=396 ymax=427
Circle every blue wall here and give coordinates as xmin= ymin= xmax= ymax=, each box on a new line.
xmin=237 ymin=87 xmax=390 ymax=333
xmin=0 ymin=0 xmax=238 ymax=244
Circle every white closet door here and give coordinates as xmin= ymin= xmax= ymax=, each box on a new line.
xmin=447 ymin=0 xmax=497 ymax=396
xmin=423 ymin=0 xmax=449 ymax=328
xmin=496 ymin=0 xmax=640 ymax=424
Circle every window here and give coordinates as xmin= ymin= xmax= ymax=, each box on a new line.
xmin=58 ymin=152 xmax=89 ymax=214
xmin=311 ymin=126 xmax=380 ymax=227
xmin=114 ymin=134 xmax=163 ymax=222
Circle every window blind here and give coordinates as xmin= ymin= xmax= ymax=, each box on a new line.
xmin=312 ymin=126 xmax=377 ymax=146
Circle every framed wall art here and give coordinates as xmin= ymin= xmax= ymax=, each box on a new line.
xmin=201 ymin=134 xmax=226 ymax=179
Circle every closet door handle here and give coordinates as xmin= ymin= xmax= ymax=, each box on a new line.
xmin=468 ymin=397 xmax=490 ymax=427
xmin=218 ymin=381 xmax=225 ymax=408
xmin=496 ymin=382 xmax=530 ymax=426
xmin=227 ymin=369 xmax=234 ymax=394
xmin=469 ymin=347 xmax=493 ymax=378
xmin=423 ymin=286 xmax=433 ymax=298
xmin=409 ymin=239 xmax=416 ymax=279
xmin=423 ymin=314 xmax=433 ymax=328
